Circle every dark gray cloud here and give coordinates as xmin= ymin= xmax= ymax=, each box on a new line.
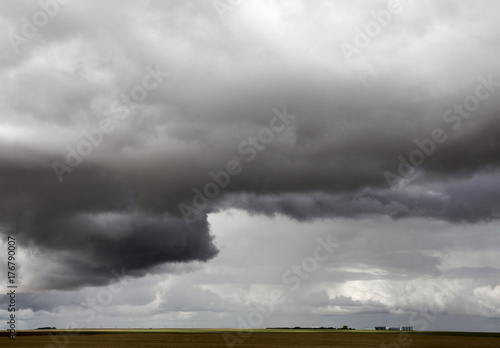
xmin=0 ymin=159 xmax=218 ymax=289
xmin=215 ymin=171 xmax=500 ymax=223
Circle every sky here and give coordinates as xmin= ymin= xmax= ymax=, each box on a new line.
xmin=0 ymin=0 xmax=499 ymax=333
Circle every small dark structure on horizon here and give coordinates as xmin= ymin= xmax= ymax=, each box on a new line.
xmin=36 ymin=327 xmax=56 ymax=330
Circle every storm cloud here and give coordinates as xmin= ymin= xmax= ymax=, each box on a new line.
xmin=0 ymin=0 xmax=498 ymax=331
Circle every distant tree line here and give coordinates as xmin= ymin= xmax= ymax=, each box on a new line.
xmin=266 ymin=325 xmax=355 ymax=330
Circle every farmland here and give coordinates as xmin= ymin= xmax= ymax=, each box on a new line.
xmin=1 ymin=329 xmax=499 ymax=347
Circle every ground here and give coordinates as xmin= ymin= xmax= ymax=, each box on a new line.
xmin=1 ymin=329 xmax=499 ymax=347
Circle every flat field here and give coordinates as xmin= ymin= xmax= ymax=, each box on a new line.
xmin=1 ymin=329 xmax=499 ymax=347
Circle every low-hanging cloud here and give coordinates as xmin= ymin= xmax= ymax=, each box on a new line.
xmin=0 ymin=0 xmax=499 ymax=292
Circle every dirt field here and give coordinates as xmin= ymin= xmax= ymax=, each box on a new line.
xmin=1 ymin=329 xmax=499 ymax=348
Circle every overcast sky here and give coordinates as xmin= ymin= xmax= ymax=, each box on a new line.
xmin=0 ymin=0 xmax=499 ymax=333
